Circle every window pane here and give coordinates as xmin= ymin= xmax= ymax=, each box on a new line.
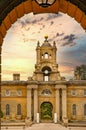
xmin=72 ymin=104 xmax=76 ymax=116
xmin=44 ymin=76 xmax=49 ymax=81
xmin=84 ymin=90 xmax=86 ymax=96
xmin=17 ymin=90 xmax=22 ymax=96
xmin=6 ymin=104 xmax=10 ymax=115
xmin=17 ymin=104 xmax=21 ymax=115
xmin=5 ymin=90 xmax=10 ymax=96
xmin=71 ymin=90 xmax=76 ymax=96
xmin=44 ymin=53 xmax=48 ymax=59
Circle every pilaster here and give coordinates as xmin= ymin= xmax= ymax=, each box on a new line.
xmin=27 ymin=86 xmax=32 ymax=120
xmin=55 ymin=87 xmax=60 ymax=121
xmin=34 ymin=86 xmax=38 ymax=122
xmin=62 ymin=88 xmax=67 ymax=120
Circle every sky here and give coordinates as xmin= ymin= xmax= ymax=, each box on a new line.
xmin=1 ymin=12 xmax=86 ymax=81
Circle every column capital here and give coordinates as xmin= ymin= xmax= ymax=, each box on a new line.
xmin=62 ymin=87 xmax=67 ymax=90
xmin=27 ymin=85 xmax=38 ymax=90
xmin=55 ymin=85 xmax=67 ymax=89
xmin=27 ymin=85 xmax=32 ymax=90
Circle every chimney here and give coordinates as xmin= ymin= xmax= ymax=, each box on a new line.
xmin=13 ymin=74 xmax=20 ymax=81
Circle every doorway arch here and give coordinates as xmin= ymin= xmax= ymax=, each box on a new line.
xmin=40 ymin=102 xmax=53 ymax=120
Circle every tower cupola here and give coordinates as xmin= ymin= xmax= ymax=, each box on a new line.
xmin=34 ymin=36 xmax=61 ymax=81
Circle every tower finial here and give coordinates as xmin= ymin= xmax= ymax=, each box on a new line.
xmin=37 ymin=41 xmax=40 ymax=46
xmin=44 ymin=35 xmax=48 ymax=42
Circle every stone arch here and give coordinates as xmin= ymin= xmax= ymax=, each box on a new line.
xmin=0 ymin=0 xmax=86 ymax=46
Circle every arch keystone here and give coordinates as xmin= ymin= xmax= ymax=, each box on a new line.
xmin=32 ymin=0 xmax=59 ymax=14
xmin=59 ymin=0 xmax=68 ymax=13
xmin=23 ymin=0 xmax=32 ymax=14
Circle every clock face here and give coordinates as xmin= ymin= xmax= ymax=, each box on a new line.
xmin=35 ymin=0 xmax=56 ymax=7
xmin=44 ymin=70 xmax=49 ymax=74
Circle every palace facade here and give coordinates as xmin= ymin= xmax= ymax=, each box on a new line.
xmin=1 ymin=36 xmax=86 ymax=123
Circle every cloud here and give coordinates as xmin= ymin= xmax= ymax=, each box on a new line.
xmin=62 ymin=42 xmax=77 ymax=47
xmin=61 ymin=34 xmax=77 ymax=47
xmin=46 ymin=13 xmax=62 ymax=21
xmin=56 ymin=32 xmax=64 ymax=37
xmin=50 ymin=21 xmax=54 ymax=25
xmin=15 ymin=13 xmax=62 ymax=31
xmin=63 ymin=34 xmax=76 ymax=41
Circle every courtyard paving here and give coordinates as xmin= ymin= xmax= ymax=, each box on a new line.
xmin=1 ymin=123 xmax=86 ymax=130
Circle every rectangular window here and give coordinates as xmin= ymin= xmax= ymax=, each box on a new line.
xmin=71 ymin=90 xmax=76 ymax=96
xmin=6 ymin=104 xmax=10 ymax=115
xmin=44 ymin=75 xmax=49 ymax=81
xmin=72 ymin=104 xmax=76 ymax=116
xmin=84 ymin=104 xmax=86 ymax=116
xmin=5 ymin=90 xmax=10 ymax=96
xmin=17 ymin=90 xmax=22 ymax=96
xmin=84 ymin=90 xmax=86 ymax=96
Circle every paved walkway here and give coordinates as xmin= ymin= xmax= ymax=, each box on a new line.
xmin=1 ymin=123 xmax=86 ymax=130
xmin=25 ymin=123 xmax=69 ymax=130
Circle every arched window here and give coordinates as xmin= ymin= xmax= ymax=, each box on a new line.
xmin=41 ymin=89 xmax=52 ymax=95
xmin=84 ymin=104 xmax=86 ymax=116
xmin=42 ymin=66 xmax=51 ymax=82
xmin=17 ymin=104 xmax=21 ymax=115
xmin=44 ymin=69 xmax=49 ymax=81
xmin=44 ymin=53 xmax=48 ymax=59
xmin=6 ymin=104 xmax=10 ymax=116
xmin=72 ymin=104 xmax=76 ymax=116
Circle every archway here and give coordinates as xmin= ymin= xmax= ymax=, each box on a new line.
xmin=40 ymin=102 xmax=53 ymax=121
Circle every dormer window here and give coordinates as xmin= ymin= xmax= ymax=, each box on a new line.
xmin=44 ymin=52 xmax=48 ymax=59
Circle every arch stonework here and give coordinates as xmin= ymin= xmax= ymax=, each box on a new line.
xmin=0 ymin=0 xmax=86 ymax=45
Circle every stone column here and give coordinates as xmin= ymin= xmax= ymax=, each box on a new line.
xmin=27 ymin=86 xmax=32 ymax=120
xmin=34 ymin=88 xmax=38 ymax=122
xmin=55 ymin=88 xmax=60 ymax=121
xmin=62 ymin=88 xmax=67 ymax=120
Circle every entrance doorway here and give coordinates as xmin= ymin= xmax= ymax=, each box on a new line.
xmin=40 ymin=102 xmax=53 ymax=122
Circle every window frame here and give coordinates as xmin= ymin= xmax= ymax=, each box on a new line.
xmin=84 ymin=104 xmax=86 ymax=116
xmin=44 ymin=52 xmax=49 ymax=59
xmin=5 ymin=90 xmax=10 ymax=96
xmin=6 ymin=104 xmax=10 ymax=116
xmin=17 ymin=90 xmax=22 ymax=96
xmin=84 ymin=90 xmax=86 ymax=96
xmin=71 ymin=90 xmax=76 ymax=96
xmin=17 ymin=104 xmax=21 ymax=115
xmin=72 ymin=104 xmax=76 ymax=116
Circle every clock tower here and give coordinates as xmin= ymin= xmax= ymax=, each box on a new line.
xmin=33 ymin=36 xmax=61 ymax=81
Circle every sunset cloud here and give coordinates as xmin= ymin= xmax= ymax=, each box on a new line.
xmin=2 ymin=12 xmax=86 ymax=80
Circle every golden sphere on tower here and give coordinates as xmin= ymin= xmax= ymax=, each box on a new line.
xmin=44 ymin=35 xmax=48 ymax=40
